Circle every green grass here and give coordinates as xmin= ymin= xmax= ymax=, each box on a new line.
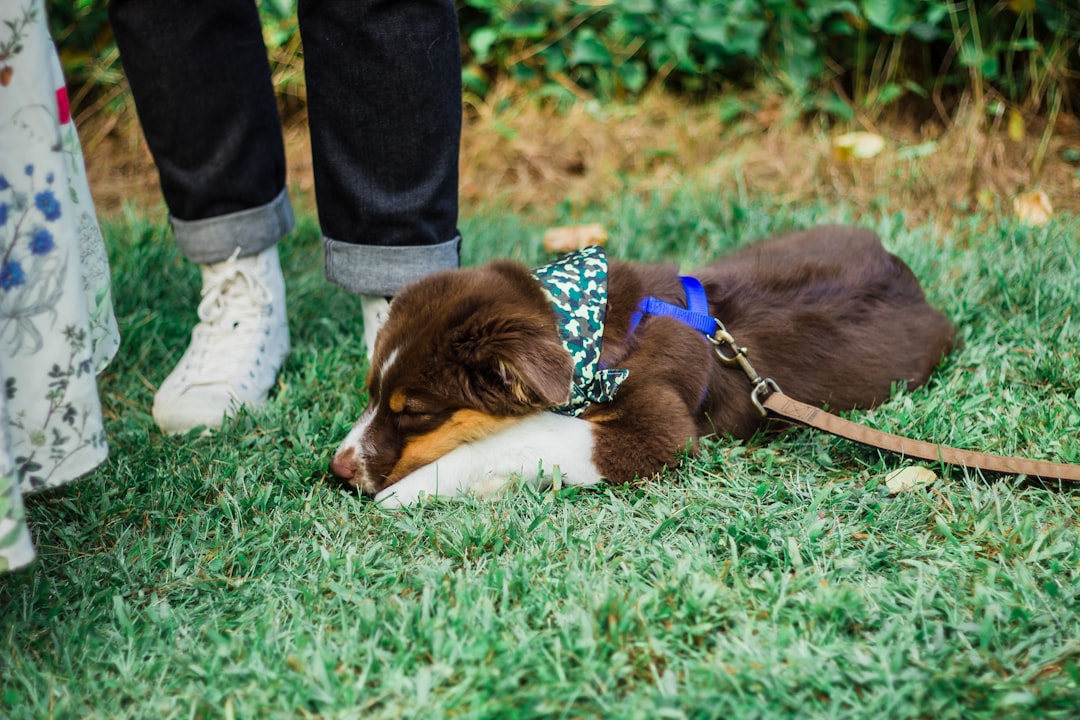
xmin=2 ymin=193 xmax=1080 ymax=718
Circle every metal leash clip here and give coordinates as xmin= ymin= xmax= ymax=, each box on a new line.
xmin=708 ymin=320 xmax=782 ymax=416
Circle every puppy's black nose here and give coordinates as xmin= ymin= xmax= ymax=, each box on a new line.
xmin=329 ymin=458 xmax=355 ymax=480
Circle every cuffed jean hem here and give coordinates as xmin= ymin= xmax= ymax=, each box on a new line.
xmin=170 ymin=188 xmax=295 ymax=264
xmin=323 ymin=235 xmax=461 ymax=296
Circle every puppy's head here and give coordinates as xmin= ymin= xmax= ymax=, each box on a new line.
xmin=330 ymin=261 xmax=573 ymax=495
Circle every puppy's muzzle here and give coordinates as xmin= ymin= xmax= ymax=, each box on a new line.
xmin=328 ymin=449 xmax=375 ymax=495
xmin=328 ymin=457 xmax=356 ymax=482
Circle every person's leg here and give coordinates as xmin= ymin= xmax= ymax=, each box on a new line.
xmin=109 ymin=0 xmax=294 ymax=254
xmin=298 ymin=0 xmax=462 ymax=350
xmin=110 ymin=0 xmax=292 ymax=433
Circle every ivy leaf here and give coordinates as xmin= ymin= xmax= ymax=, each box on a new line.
xmin=693 ymin=8 xmax=765 ymax=57
xmin=873 ymin=82 xmax=905 ymax=107
xmin=805 ymin=0 xmax=860 ymax=25
xmin=664 ymin=24 xmax=692 ymax=67
xmin=815 ymin=93 xmax=854 ymax=122
xmin=569 ymin=29 xmax=612 ymax=67
xmin=259 ymin=0 xmax=295 ymax=20
xmin=617 ymin=61 xmax=647 ymax=93
xmin=908 ymin=21 xmax=944 ymax=42
xmin=885 ymin=466 xmax=937 ymax=494
xmin=862 ymin=0 xmax=919 ymax=34
xmin=469 ymin=27 xmax=498 ymax=63
xmin=959 ymin=42 xmax=1000 ymax=80
xmin=504 ymin=10 xmax=547 ymax=39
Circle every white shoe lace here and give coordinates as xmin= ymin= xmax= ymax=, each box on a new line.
xmin=181 ymin=251 xmax=278 ymax=386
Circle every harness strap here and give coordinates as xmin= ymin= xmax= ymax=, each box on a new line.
xmin=629 ymin=276 xmax=717 ymax=337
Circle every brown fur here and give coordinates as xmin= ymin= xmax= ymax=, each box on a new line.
xmin=333 ymin=225 xmax=955 ymax=492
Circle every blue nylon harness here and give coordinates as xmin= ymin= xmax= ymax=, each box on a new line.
xmin=532 ymin=246 xmax=717 ymax=416
xmin=629 ymin=274 xmax=717 ymax=337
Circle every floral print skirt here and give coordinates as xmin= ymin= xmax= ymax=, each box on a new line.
xmin=0 ymin=0 xmax=120 ymax=573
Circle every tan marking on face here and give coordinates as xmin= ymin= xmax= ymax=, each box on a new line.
xmin=389 ymin=390 xmax=407 ymax=414
xmin=386 ymin=409 xmax=521 ymax=483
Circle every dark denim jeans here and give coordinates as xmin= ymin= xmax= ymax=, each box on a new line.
xmin=109 ymin=0 xmax=461 ymax=295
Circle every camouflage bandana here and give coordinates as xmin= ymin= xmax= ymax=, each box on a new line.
xmin=532 ymin=246 xmax=630 ymax=417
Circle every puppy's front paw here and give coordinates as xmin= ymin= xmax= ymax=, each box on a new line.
xmin=371 ymin=463 xmax=457 ymax=508
xmin=371 ymin=488 xmax=409 ymax=509
xmin=371 ymin=464 xmax=516 ymax=509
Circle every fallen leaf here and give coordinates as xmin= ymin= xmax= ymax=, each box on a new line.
xmin=833 ymin=131 xmax=885 ymax=162
xmin=885 ymin=465 xmax=937 ymax=494
xmin=542 ymin=223 xmax=608 ymax=253
xmin=1013 ymin=189 xmax=1053 ymax=226
xmin=1007 ymin=108 xmax=1025 ymax=142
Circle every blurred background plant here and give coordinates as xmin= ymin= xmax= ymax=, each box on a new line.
xmin=44 ymin=0 xmax=306 ymax=119
xmin=45 ymin=0 xmax=1078 ymax=123
xmin=39 ymin=0 xmax=1080 ymax=221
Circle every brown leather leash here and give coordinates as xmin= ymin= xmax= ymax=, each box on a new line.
xmin=708 ymin=321 xmax=1080 ymax=483
xmin=761 ymin=391 xmax=1080 ymax=482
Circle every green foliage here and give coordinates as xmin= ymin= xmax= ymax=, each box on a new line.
xmin=45 ymin=0 xmax=122 ymax=111
xmin=459 ymin=0 xmax=1079 ymax=114
xmin=42 ymin=0 xmax=1080 ymax=119
xmin=459 ymin=0 xmax=833 ymax=99
xmin=42 ymin=0 xmax=303 ymax=112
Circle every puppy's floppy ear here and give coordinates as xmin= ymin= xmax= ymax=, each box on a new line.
xmin=451 ymin=312 xmax=573 ymax=410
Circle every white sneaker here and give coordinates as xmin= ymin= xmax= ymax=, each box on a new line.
xmin=360 ymin=294 xmax=391 ymax=357
xmin=152 ymin=245 xmax=290 ymax=434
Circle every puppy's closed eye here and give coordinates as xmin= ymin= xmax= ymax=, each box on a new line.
xmin=398 ymin=407 xmax=434 ymax=424
xmin=395 ymin=400 xmax=452 ymax=431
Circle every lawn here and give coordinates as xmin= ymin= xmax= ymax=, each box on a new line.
xmin=2 ymin=192 xmax=1079 ymax=718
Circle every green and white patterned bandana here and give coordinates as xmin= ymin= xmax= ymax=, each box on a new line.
xmin=532 ymin=246 xmax=629 ymax=416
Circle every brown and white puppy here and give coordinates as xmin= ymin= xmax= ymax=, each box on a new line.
xmin=330 ymin=226 xmax=956 ymax=506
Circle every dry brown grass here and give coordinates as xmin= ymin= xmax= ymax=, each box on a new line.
xmin=81 ymin=82 xmax=1080 ymax=227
